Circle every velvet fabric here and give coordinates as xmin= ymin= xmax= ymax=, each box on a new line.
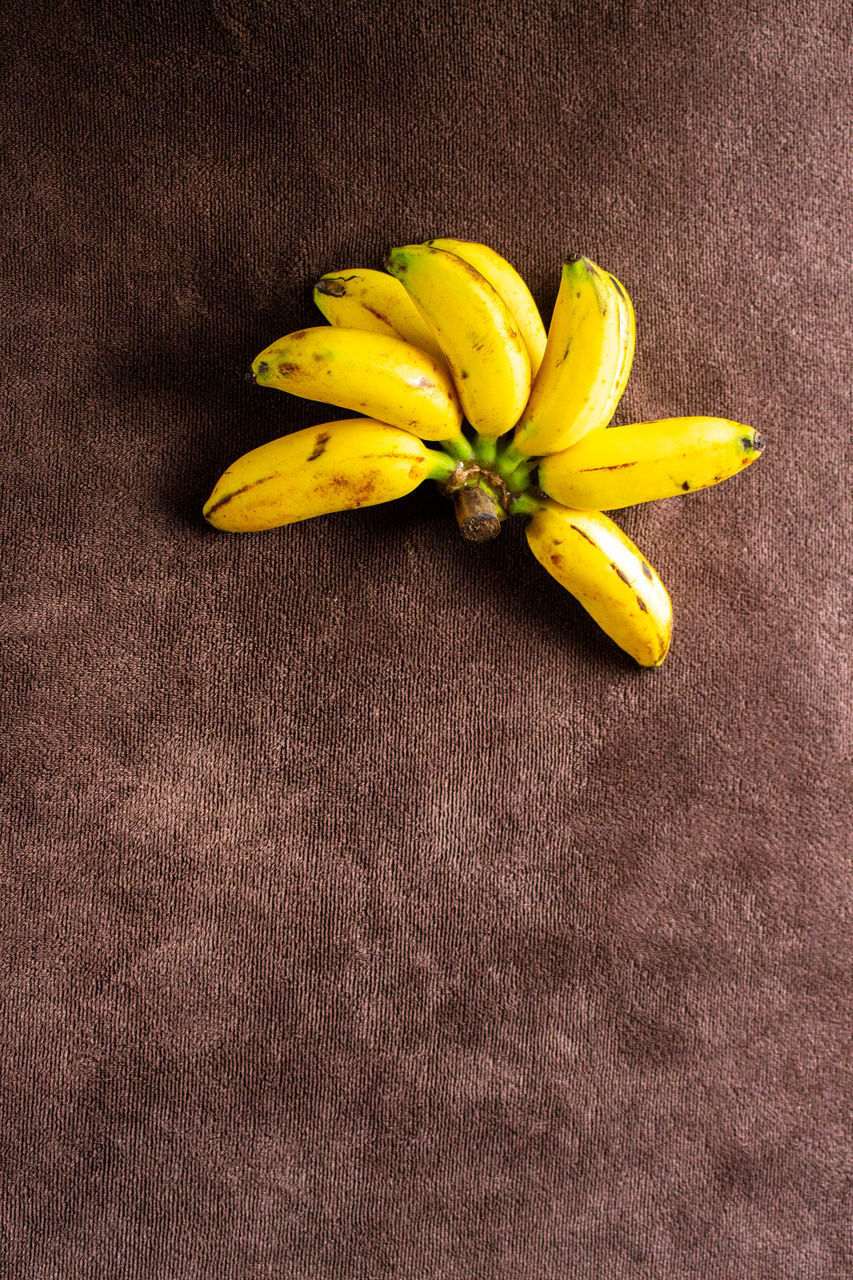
xmin=2 ymin=1 xmax=850 ymax=1276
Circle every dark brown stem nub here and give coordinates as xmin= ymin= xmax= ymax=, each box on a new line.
xmin=454 ymin=487 xmax=501 ymax=542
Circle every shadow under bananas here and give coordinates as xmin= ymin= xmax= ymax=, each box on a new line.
xmin=357 ymin=490 xmax=639 ymax=678
xmin=106 ymin=295 xmax=329 ymax=533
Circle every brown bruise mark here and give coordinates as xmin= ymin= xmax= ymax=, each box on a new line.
xmin=636 ymin=596 xmax=649 ymax=613
xmin=364 ymin=304 xmax=393 ymax=326
xmin=307 ymin=431 xmax=331 ymax=462
xmin=205 ymin=470 xmax=283 ymax=516
xmin=289 ymin=330 xmax=309 ymax=341
xmin=569 ymin=523 xmax=597 ymax=547
xmin=555 ymin=336 xmax=573 ymax=369
xmin=320 ymin=468 xmax=383 ymax=509
xmin=609 ymin=276 xmax=626 ymax=300
xmin=439 ymin=252 xmax=490 ymax=288
xmin=416 ymin=376 xmax=435 ymax=389
xmin=550 ymin=553 xmax=565 ymax=569
xmin=579 ymin=460 xmax=637 ymax=472
xmin=682 ymin=480 xmax=691 ymax=490
xmin=276 ymin=362 xmax=300 ymax=377
xmin=611 ymin=562 xmax=632 ymax=586
xmin=316 ymin=278 xmax=348 ymax=297
xmin=255 ymin=361 xmax=270 ymax=378
xmin=641 ymin=561 xmax=654 ymax=581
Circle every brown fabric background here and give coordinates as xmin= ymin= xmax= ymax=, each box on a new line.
xmin=2 ymin=1 xmax=851 ymax=1276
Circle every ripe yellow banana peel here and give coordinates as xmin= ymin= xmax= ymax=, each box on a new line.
xmin=204 ymin=241 xmax=765 ymax=667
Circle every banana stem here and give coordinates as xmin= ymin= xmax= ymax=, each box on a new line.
xmin=503 ymin=458 xmax=537 ymax=494
xmin=454 ymin=487 xmax=501 ymax=541
xmin=427 ymin=450 xmax=459 ymax=484
xmin=497 ymin=439 xmax=529 ymax=471
xmin=442 ymin=433 xmax=476 ymax=462
xmin=472 ymin=433 xmax=498 ymax=466
xmin=508 ymin=491 xmax=541 ymax=518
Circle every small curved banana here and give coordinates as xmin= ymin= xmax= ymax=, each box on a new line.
xmin=385 ymin=243 xmax=531 ymax=438
xmin=511 ymin=258 xmax=628 ymax=458
xmin=526 ymin=498 xmax=672 ymax=667
xmin=252 ymin=327 xmax=463 ymax=444
xmin=596 ymin=272 xmax=635 ymax=431
xmin=427 ymin=238 xmax=547 ymax=378
xmin=203 ymin=418 xmax=455 ymax=531
xmin=313 ymin=269 xmax=447 ymax=365
xmin=538 ymin=418 xmax=765 ymax=511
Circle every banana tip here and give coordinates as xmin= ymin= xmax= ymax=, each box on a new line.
xmin=315 ymin=277 xmax=345 ymax=297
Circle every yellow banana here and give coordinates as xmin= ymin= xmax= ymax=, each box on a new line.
xmin=597 ymin=272 xmax=635 ymax=430
xmin=525 ymin=498 xmax=672 ymax=667
xmin=203 ymin=418 xmax=454 ymax=532
xmin=313 ymin=268 xmax=447 ymax=365
xmin=385 ymin=243 xmax=531 ymax=438
xmin=538 ymin=418 xmax=765 ymax=511
xmin=427 ymin=238 xmax=547 ymax=378
xmin=252 ymin=326 xmax=464 ymax=445
xmin=511 ymin=258 xmax=627 ymax=458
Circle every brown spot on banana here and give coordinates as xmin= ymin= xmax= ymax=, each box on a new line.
xmin=611 ymin=563 xmax=632 ymax=586
xmin=569 ymin=523 xmax=598 ymax=547
xmin=363 ymin=304 xmax=393 ymax=326
xmin=315 ymin=278 xmax=348 ymax=297
xmin=555 ymin=337 xmax=573 ymax=368
xmin=579 ymin=460 xmax=638 ymax=472
xmin=307 ymin=432 xmax=331 ymax=462
xmin=205 ymin=471 xmax=283 ymax=517
xmin=636 ymin=596 xmax=649 ymax=613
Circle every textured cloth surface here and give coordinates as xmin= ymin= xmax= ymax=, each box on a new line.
xmin=2 ymin=2 xmax=851 ymax=1277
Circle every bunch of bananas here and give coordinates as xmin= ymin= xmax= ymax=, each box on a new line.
xmin=204 ymin=239 xmax=764 ymax=667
